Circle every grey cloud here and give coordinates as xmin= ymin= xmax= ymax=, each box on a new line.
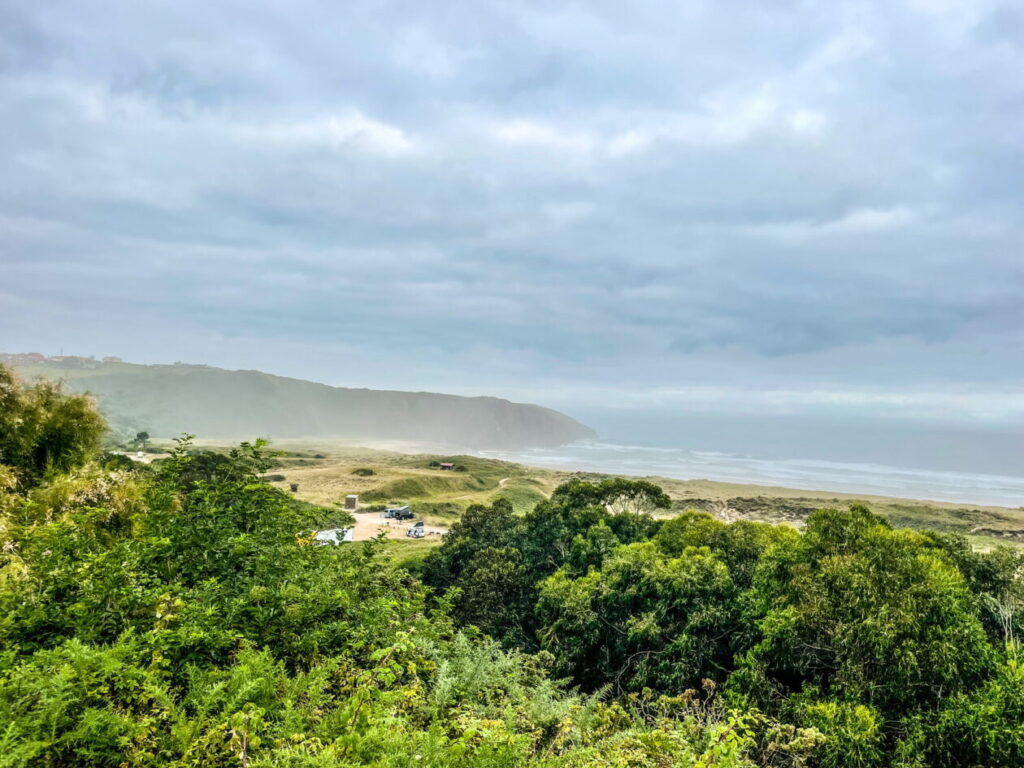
xmin=1 ymin=0 xmax=1023 ymax=421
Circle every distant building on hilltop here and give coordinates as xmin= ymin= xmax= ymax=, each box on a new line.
xmin=49 ymin=355 xmax=98 ymax=369
xmin=0 ymin=352 xmax=46 ymax=365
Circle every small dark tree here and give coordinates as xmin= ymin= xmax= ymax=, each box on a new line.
xmin=451 ymin=547 xmax=535 ymax=648
xmin=422 ymin=499 xmax=521 ymax=589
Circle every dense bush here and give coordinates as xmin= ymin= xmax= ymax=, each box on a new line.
xmin=0 ymin=366 xmax=105 ymax=488
xmin=425 ymin=489 xmax=1024 ymax=767
xmin=1 ymin=362 xmax=1021 ymax=767
xmin=0 ymin=363 xmax=809 ymax=767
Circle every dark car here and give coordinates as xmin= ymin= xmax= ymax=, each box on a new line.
xmin=384 ymin=505 xmax=413 ymax=519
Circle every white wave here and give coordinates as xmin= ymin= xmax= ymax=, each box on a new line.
xmin=480 ymin=442 xmax=1024 ymax=507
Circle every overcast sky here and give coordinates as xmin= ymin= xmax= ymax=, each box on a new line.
xmin=2 ymin=0 xmax=1023 ymax=437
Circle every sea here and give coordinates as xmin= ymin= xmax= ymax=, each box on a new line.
xmin=479 ymin=441 xmax=1024 ymax=508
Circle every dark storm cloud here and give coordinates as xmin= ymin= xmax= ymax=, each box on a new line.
xmin=1 ymin=0 xmax=1023 ymax=419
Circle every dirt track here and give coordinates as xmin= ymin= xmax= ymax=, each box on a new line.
xmin=350 ymin=511 xmax=447 ymax=541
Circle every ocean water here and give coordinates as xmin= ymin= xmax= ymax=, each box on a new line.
xmin=480 ymin=441 xmax=1024 ymax=508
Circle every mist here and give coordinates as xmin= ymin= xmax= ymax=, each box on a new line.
xmin=573 ymin=407 xmax=1024 ymax=477
xmin=3 ymin=0 xmax=1024 ymax=488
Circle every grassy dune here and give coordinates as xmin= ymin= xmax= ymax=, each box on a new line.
xmin=159 ymin=439 xmax=1024 ymax=551
xmin=265 ymin=449 xmax=557 ymax=519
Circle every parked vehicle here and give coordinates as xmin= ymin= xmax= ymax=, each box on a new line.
xmin=407 ymin=521 xmax=425 ymax=538
xmin=385 ymin=505 xmax=414 ymax=520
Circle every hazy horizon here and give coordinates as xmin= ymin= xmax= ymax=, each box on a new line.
xmin=8 ymin=351 xmax=1023 ymax=480
xmin=3 ymin=1 xmax=1023 ymax=480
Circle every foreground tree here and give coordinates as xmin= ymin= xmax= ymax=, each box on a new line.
xmin=0 ymin=366 xmax=105 ymax=487
xmin=732 ymin=506 xmax=995 ymax=716
xmin=537 ymin=541 xmax=740 ymax=693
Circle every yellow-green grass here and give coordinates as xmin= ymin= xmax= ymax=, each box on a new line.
xmin=148 ymin=438 xmax=1024 ymax=548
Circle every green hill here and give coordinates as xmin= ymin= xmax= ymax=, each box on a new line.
xmin=4 ymin=355 xmax=596 ymax=449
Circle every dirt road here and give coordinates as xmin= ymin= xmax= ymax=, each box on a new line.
xmin=350 ymin=511 xmax=448 ymax=541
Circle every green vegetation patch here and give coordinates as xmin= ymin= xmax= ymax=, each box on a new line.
xmin=413 ymin=501 xmax=463 ymax=518
xmin=3 ymin=362 xmax=1024 ymax=768
xmin=361 ymin=473 xmax=491 ymax=502
xmin=493 ymin=481 xmax=548 ymax=513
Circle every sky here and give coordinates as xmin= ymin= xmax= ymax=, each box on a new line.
xmin=1 ymin=0 xmax=1023 ymax=469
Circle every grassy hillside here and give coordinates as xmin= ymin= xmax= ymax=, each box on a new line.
xmin=8 ymin=356 xmax=596 ymax=450
xmin=184 ymin=441 xmax=1024 ymax=549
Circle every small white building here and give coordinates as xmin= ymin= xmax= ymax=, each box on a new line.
xmin=313 ymin=528 xmax=354 ymax=545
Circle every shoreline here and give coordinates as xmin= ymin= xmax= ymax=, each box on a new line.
xmin=174 ymin=436 xmax=1024 ymax=513
xmin=478 ymin=442 xmax=1024 ymax=511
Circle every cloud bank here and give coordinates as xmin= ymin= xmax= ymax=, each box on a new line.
xmin=1 ymin=0 xmax=1022 ymax=432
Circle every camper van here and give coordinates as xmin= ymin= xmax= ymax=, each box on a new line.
xmin=384 ymin=505 xmax=414 ymax=520
xmin=407 ymin=521 xmax=426 ymax=538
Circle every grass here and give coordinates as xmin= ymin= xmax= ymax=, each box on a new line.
xmin=234 ymin=446 xmax=564 ymax=524
xmin=492 ymin=480 xmax=549 ymax=513
xmin=149 ymin=438 xmax=1024 ymax=549
xmin=378 ymin=538 xmax=443 ymax=571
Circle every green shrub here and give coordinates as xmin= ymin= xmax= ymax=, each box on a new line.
xmin=415 ymin=501 xmax=462 ymax=518
xmin=0 ymin=363 xmax=1017 ymax=768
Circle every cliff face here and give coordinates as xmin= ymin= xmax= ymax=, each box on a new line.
xmin=7 ymin=357 xmax=596 ymax=449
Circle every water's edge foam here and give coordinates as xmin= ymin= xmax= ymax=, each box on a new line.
xmin=480 ymin=441 xmax=1024 ymax=508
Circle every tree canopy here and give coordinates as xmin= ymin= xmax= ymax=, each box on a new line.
xmin=1 ymin=361 xmax=1021 ymax=768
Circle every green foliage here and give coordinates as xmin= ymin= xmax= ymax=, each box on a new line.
xmin=423 ymin=479 xmax=670 ymax=652
xmin=898 ymin=659 xmax=1024 ymax=767
xmin=451 ymin=547 xmax=535 ymax=647
xmin=537 ymin=542 xmax=739 ymax=693
xmin=551 ymin=477 xmax=671 ymax=517
xmin=426 ymin=480 xmax=1021 ymax=767
xmin=734 ymin=506 xmax=994 ymax=714
xmin=795 ymin=700 xmax=884 ymax=768
xmin=0 ymin=366 xmax=105 ymax=488
xmin=0 ymin=368 xmax=1020 ymax=767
